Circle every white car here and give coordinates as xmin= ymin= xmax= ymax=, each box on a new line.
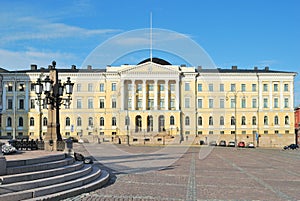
xmin=247 ymin=142 xmax=255 ymax=148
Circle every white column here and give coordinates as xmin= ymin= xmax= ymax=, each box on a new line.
xmin=280 ymin=81 xmax=284 ymax=109
xmin=2 ymin=81 xmax=6 ymax=112
xmin=269 ymin=81 xmax=272 ymax=110
xmin=154 ymin=80 xmax=158 ymax=110
xmin=131 ymin=80 xmax=135 ymax=110
xmin=142 ymin=80 xmax=146 ymax=110
xmin=165 ymin=80 xmax=169 ymax=110
xmin=25 ymin=81 xmax=29 ymax=111
xmin=120 ymin=80 xmax=124 ymax=110
xmin=175 ymin=79 xmax=180 ymax=110
xmin=290 ymin=81 xmax=294 ymax=110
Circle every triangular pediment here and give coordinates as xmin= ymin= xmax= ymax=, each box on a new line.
xmin=120 ymin=62 xmax=179 ymax=74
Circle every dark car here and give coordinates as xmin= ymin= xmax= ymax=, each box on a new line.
xmin=228 ymin=141 xmax=235 ymax=147
xmin=283 ymin=144 xmax=299 ymax=150
xmin=219 ymin=140 xmax=226 ymax=147
xmin=238 ymin=141 xmax=245 ymax=148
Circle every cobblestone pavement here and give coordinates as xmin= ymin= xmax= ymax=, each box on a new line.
xmin=64 ymin=144 xmax=300 ymax=201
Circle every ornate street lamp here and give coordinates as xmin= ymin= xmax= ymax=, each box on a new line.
xmin=35 ymin=61 xmax=74 ymax=151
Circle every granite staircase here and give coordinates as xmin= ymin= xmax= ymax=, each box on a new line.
xmin=0 ymin=153 xmax=109 ymax=201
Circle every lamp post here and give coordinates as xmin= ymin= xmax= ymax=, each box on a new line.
xmin=226 ymin=90 xmax=244 ymax=148
xmin=34 ymin=61 xmax=74 ymax=151
xmin=126 ymin=110 xmax=130 ymax=146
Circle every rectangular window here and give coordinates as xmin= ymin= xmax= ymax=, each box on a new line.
xmin=197 ymin=99 xmax=203 ymax=108
xmin=284 ymin=84 xmax=289 ymax=92
xmin=76 ymin=99 xmax=82 ymax=109
xmin=88 ymin=99 xmax=93 ymax=109
xmin=220 ymin=131 xmax=224 ymax=135
xmin=220 ymin=99 xmax=224 ymax=108
xmin=99 ymin=83 xmax=104 ymax=92
xmin=209 ymin=131 xmax=213 ymax=135
xmin=209 ymin=99 xmax=214 ymax=108
xmin=263 ymin=84 xmax=268 ymax=92
xmin=99 ymin=99 xmax=105 ymax=108
xmin=242 ymin=131 xmax=246 ymax=135
xmin=160 ymin=84 xmax=164 ymax=91
xmin=285 ymin=130 xmax=289 ymax=134
xmin=137 ymin=84 xmax=142 ymax=92
xmin=275 ymin=130 xmax=279 ymax=134
xmin=19 ymin=83 xmax=25 ymax=91
xmin=8 ymin=85 xmax=13 ymax=92
xmin=148 ymin=99 xmax=154 ymax=109
xmin=19 ymin=99 xmax=24 ymax=109
xmin=252 ymin=84 xmax=257 ymax=92
xmin=170 ymin=98 xmax=175 ymax=109
xmin=31 ymin=83 xmax=35 ymax=91
xmin=128 ymin=84 xmax=132 ymax=91
xmin=185 ymin=98 xmax=190 ymax=108
xmin=264 ymin=130 xmax=268 ymax=134
xmin=252 ymin=98 xmax=257 ymax=108
xmin=138 ymin=99 xmax=142 ymax=109
xmin=219 ymin=84 xmax=224 ymax=92
xmin=274 ymin=83 xmax=278 ymax=92
xmin=284 ymin=98 xmax=289 ymax=108
xmin=208 ymin=84 xmax=213 ymax=92
xmin=230 ymin=99 xmax=235 ymax=108
xmin=30 ymin=99 xmax=35 ymax=109
xmin=148 ymin=84 xmax=154 ymax=91
xmin=159 ymin=99 xmax=165 ymax=109
xmin=263 ymin=98 xmax=268 ymax=108
xmin=7 ymin=98 xmax=13 ymax=109
xmin=111 ymin=83 xmax=117 ymax=91
xmin=112 ymin=98 xmax=117 ymax=108
xmin=185 ymin=82 xmax=190 ymax=91
xmin=76 ymin=84 xmax=81 ymax=92
xmin=198 ymin=83 xmax=202 ymax=92
xmin=274 ymin=98 xmax=279 ymax=108
xmin=241 ymin=98 xmax=246 ymax=108
xmin=231 ymin=84 xmax=236 ymax=92
xmin=241 ymin=84 xmax=246 ymax=92
xmin=170 ymin=84 xmax=175 ymax=92
xmin=128 ymin=99 xmax=132 ymax=109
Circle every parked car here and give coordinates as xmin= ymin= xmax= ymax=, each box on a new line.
xmin=283 ymin=144 xmax=299 ymax=150
xmin=238 ymin=141 xmax=245 ymax=148
xmin=219 ymin=140 xmax=226 ymax=147
xmin=228 ymin=141 xmax=235 ymax=147
xmin=209 ymin=141 xmax=217 ymax=146
xmin=246 ymin=142 xmax=255 ymax=148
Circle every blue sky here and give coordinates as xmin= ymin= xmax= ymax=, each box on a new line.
xmin=0 ymin=0 xmax=299 ymax=105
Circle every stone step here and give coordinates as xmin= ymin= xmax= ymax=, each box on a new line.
xmin=0 ymin=161 xmax=84 ymax=184
xmin=0 ymin=167 xmax=104 ymax=201
xmin=27 ymin=169 xmax=110 ymax=201
xmin=6 ymin=157 xmax=74 ymax=175
xmin=0 ymin=164 xmax=92 ymax=194
xmin=6 ymin=153 xmax=66 ymax=168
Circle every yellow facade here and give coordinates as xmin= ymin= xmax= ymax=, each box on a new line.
xmin=0 ymin=61 xmax=297 ymax=147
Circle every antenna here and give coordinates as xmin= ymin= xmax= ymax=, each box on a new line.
xmin=150 ymin=12 xmax=152 ymax=62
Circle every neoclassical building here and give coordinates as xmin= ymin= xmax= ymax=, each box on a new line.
xmin=0 ymin=58 xmax=297 ymax=147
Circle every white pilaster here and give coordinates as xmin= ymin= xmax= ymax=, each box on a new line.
xmin=290 ymin=81 xmax=294 ymax=110
xmin=165 ymin=80 xmax=169 ymax=110
xmin=280 ymin=81 xmax=284 ymax=109
xmin=259 ymin=80 xmax=263 ymax=110
xmin=120 ymin=80 xmax=124 ymax=110
xmin=131 ymin=80 xmax=135 ymax=110
xmin=154 ymin=80 xmax=158 ymax=110
xmin=25 ymin=81 xmax=29 ymax=111
xmin=2 ymin=81 xmax=6 ymax=112
xmin=269 ymin=81 xmax=272 ymax=110
xmin=142 ymin=80 xmax=146 ymax=110
xmin=175 ymin=79 xmax=180 ymax=110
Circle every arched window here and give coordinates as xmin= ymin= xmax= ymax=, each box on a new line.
xmin=285 ymin=116 xmax=289 ymax=125
xmin=209 ymin=116 xmax=213 ymax=126
xmin=100 ymin=117 xmax=105 ymax=126
xmin=18 ymin=117 xmax=23 ymax=127
xmin=88 ymin=117 xmax=93 ymax=126
xmin=185 ymin=116 xmax=190 ymax=126
xmin=170 ymin=116 xmax=175 ymax=125
xmin=274 ymin=116 xmax=279 ymax=125
xmin=220 ymin=116 xmax=224 ymax=125
xmin=7 ymin=117 xmax=12 ymax=127
xmin=30 ymin=117 xmax=34 ymax=126
xmin=264 ymin=116 xmax=268 ymax=125
xmin=66 ymin=117 xmax=70 ymax=126
xmin=112 ymin=117 xmax=116 ymax=126
xmin=252 ymin=116 xmax=256 ymax=125
xmin=77 ymin=117 xmax=82 ymax=126
xmin=43 ymin=117 xmax=48 ymax=126
xmin=198 ymin=116 xmax=202 ymax=126
xmin=241 ymin=116 xmax=246 ymax=125
xmin=231 ymin=116 xmax=235 ymax=125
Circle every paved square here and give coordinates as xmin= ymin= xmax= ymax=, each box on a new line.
xmin=67 ymin=144 xmax=300 ymax=201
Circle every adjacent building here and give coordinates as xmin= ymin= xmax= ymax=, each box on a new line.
xmin=0 ymin=58 xmax=297 ymax=147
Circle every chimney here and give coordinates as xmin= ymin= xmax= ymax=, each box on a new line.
xmin=30 ymin=64 xmax=37 ymax=70
xmin=254 ymin=66 xmax=258 ymax=71
xmin=232 ymin=65 xmax=238 ymax=70
xmin=87 ymin=65 xmax=92 ymax=70
xmin=265 ymin=66 xmax=269 ymax=71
